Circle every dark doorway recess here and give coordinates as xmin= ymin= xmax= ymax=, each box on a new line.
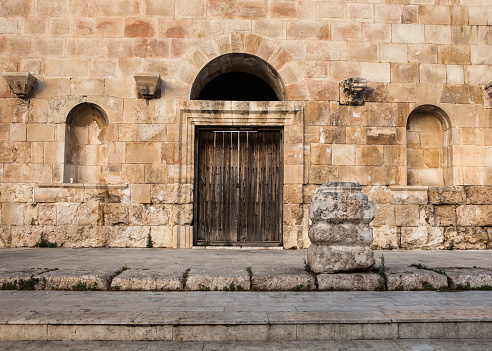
xmin=195 ymin=129 xmax=282 ymax=246
xmin=190 ymin=53 xmax=287 ymax=101
xmin=196 ymin=72 xmax=278 ymax=101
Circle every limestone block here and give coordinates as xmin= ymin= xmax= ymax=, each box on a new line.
xmin=107 ymin=226 xmax=150 ymax=247
xmin=438 ymin=45 xmax=471 ymax=65
xmin=284 ymin=164 xmax=304 ymax=184
xmin=372 ymin=204 xmax=395 ymax=226
xmin=252 ymin=267 xmax=315 ymax=291
xmin=332 ymin=145 xmax=356 ymax=166
xmin=361 ymin=63 xmax=391 ymax=83
xmin=104 ymin=203 xmax=129 ymax=226
xmin=283 ymin=203 xmax=303 ymax=226
xmin=447 ymin=268 xmax=492 ymax=289
xmin=0 ymin=184 xmax=32 ymax=203
xmin=400 ymin=226 xmax=444 ymax=249
xmin=38 ymin=204 xmax=57 ymax=225
xmin=125 ymin=142 xmax=161 ymax=164
xmin=318 ymin=273 xmax=382 ymax=291
xmin=143 ymin=205 xmax=169 ymax=226
xmin=186 ymin=270 xmax=250 ymax=291
xmin=395 ymin=205 xmax=421 ymax=226
xmin=363 ymin=185 xmax=393 ymax=204
xmin=35 ymin=186 xmax=84 ymax=203
xmin=428 ymin=186 xmax=466 ymax=205
xmin=0 ymin=226 xmax=11 ymax=248
xmin=465 ymin=186 xmax=492 ymax=204
xmin=386 ymin=267 xmax=448 ymax=291
xmin=1 ymin=203 xmax=25 ymax=225
xmin=392 ymin=24 xmax=424 ymax=44
xmin=476 ymin=205 xmax=492 ymax=226
xmin=310 ymin=185 xmax=374 ymax=224
xmin=309 ymin=222 xmax=373 ymax=246
xmin=150 ymin=225 xmax=173 ymax=247
xmin=370 ymin=225 xmax=399 ymax=250
xmin=173 ymin=225 xmax=192 ymax=248
xmin=366 ymin=127 xmax=397 ymax=145
xmin=131 ymin=184 xmax=150 ymax=204
xmin=63 ymin=225 xmax=109 ymax=247
xmin=77 ymin=202 xmax=103 ymax=226
xmin=317 ymin=2 xmax=345 ymax=19
xmin=308 ymin=245 xmax=374 ymax=274
xmin=444 ymin=227 xmax=488 ymax=249
xmin=111 ymin=269 xmax=182 ymax=291
xmin=425 ymin=205 xmax=457 ymax=227
xmin=447 ymin=65 xmax=464 ymax=84
xmin=57 ymin=203 xmax=78 ymax=225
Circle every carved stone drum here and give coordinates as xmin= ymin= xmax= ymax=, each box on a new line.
xmin=308 ymin=182 xmax=375 ymax=273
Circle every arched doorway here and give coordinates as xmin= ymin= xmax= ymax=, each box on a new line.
xmin=190 ymin=53 xmax=287 ymax=101
xmin=406 ymin=105 xmax=452 ymax=186
xmin=192 ymin=54 xmax=286 ymax=246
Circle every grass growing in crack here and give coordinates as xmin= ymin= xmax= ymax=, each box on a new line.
xmin=146 ymin=233 xmax=153 ymax=248
xmin=198 ymin=283 xmax=211 ymax=291
xmin=181 ymin=268 xmax=190 ymax=286
xmin=446 ymin=239 xmax=455 ymax=250
xmin=303 ymin=258 xmax=311 ymax=273
xmin=1 ymin=275 xmax=39 ymax=290
xmin=71 ymin=282 xmax=100 ymax=291
xmin=372 ymin=254 xmax=388 ymax=291
xmin=37 ymin=268 xmax=59 ymax=275
xmin=421 ymin=280 xmax=436 ymax=291
xmin=455 ymin=282 xmax=492 ymax=291
xmin=222 ymin=283 xmax=244 ymax=291
xmin=288 ymin=284 xmax=304 ymax=291
xmin=224 ymin=241 xmax=232 ymax=247
xmin=201 ymin=241 xmax=209 ymax=247
xmin=246 ymin=266 xmax=252 ymax=277
xmin=113 ymin=285 xmax=121 ymax=291
xmin=394 ymin=284 xmax=405 ymax=291
xmin=34 ymin=233 xmax=57 ymax=248
xmin=410 ymin=264 xmax=447 ymax=276
xmin=115 ymin=264 xmax=128 ymax=275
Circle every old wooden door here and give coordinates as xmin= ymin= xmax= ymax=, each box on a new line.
xmin=196 ymin=129 xmax=282 ymax=245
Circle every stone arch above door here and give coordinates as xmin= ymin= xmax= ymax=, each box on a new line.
xmin=172 ymin=33 xmax=309 ymax=101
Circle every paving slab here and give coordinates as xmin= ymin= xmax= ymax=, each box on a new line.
xmin=0 ymin=291 xmax=491 ymax=341
xmin=0 ymin=248 xmax=491 ymax=292
xmin=1 ymin=340 xmax=490 ymax=351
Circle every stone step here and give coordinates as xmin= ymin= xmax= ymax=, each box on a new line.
xmin=1 ymin=291 xmax=491 ymax=342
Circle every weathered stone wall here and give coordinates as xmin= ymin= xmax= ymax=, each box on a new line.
xmin=368 ymin=185 xmax=492 ymax=250
xmin=0 ymin=0 xmax=490 ymax=248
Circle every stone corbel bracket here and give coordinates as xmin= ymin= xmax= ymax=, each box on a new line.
xmin=485 ymin=82 xmax=492 ymax=109
xmin=134 ymin=73 xmax=161 ymax=99
xmin=2 ymin=72 xmax=37 ymax=99
xmin=339 ymin=77 xmax=367 ymax=106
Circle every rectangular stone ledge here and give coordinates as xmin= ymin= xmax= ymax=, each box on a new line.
xmin=389 ymin=186 xmax=429 ymax=192
xmin=35 ymin=184 xmax=129 ymax=203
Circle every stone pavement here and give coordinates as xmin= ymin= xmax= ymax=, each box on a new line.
xmin=0 ymin=248 xmax=491 ymax=292
xmin=0 ymin=249 xmax=491 ymax=342
xmin=1 ymin=339 xmax=492 ymax=350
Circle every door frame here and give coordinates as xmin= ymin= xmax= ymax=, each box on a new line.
xmin=179 ymin=101 xmax=304 ymax=249
xmin=193 ymin=126 xmax=284 ymax=246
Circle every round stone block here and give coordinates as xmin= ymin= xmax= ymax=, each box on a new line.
xmin=308 ymin=222 xmax=373 ymax=246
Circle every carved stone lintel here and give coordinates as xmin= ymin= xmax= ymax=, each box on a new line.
xmin=339 ymin=77 xmax=367 ymax=106
xmin=485 ymin=82 xmax=492 ymax=109
xmin=134 ymin=73 xmax=161 ymax=99
xmin=2 ymin=72 xmax=37 ymax=99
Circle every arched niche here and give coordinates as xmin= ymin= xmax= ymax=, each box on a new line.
xmin=64 ymin=103 xmax=109 ymax=183
xmin=406 ymin=105 xmax=452 ymax=186
xmin=190 ymin=53 xmax=287 ymax=101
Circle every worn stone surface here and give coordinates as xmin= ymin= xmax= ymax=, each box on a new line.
xmin=386 ymin=267 xmax=449 ymax=291
xmin=318 ymin=273 xmax=382 ymax=291
xmin=251 ymin=267 xmax=315 ymax=291
xmin=308 ymin=183 xmax=375 ymax=273
xmin=111 ymin=269 xmax=182 ymax=291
